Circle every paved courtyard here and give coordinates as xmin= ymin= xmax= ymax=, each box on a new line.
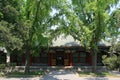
xmin=0 ymin=70 xmax=120 ymax=80
xmin=40 ymin=70 xmax=81 ymax=80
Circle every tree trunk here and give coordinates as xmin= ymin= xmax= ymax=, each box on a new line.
xmin=118 ymin=64 xmax=120 ymax=72
xmin=24 ymin=49 xmax=30 ymax=74
xmin=92 ymin=52 xmax=97 ymax=72
xmin=119 ymin=65 xmax=120 ymax=72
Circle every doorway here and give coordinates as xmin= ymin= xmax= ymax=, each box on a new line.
xmin=50 ymin=51 xmax=70 ymax=66
xmin=56 ymin=53 xmax=64 ymax=66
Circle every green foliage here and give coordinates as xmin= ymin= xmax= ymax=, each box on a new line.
xmin=0 ymin=63 xmax=16 ymax=74
xmin=112 ymin=41 xmax=120 ymax=65
xmin=20 ymin=0 xmax=60 ymax=47
xmin=6 ymin=62 xmax=16 ymax=67
xmin=108 ymin=9 xmax=120 ymax=38
xmin=0 ymin=0 xmax=20 ymax=23
xmin=70 ymin=0 xmax=119 ymax=50
xmin=0 ymin=0 xmax=23 ymax=50
xmin=0 ymin=64 xmax=6 ymax=69
xmin=0 ymin=63 xmax=6 ymax=76
xmin=19 ymin=0 xmax=66 ymax=73
xmin=102 ymin=54 xmax=119 ymax=70
xmin=7 ymin=71 xmax=44 ymax=77
xmin=3 ymin=5 xmax=19 ymax=23
xmin=78 ymin=71 xmax=116 ymax=77
xmin=70 ymin=0 xmax=120 ymax=72
xmin=0 ymin=21 xmax=23 ymax=50
xmin=19 ymin=0 xmax=72 ymax=53
xmin=110 ymin=41 xmax=120 ymax=53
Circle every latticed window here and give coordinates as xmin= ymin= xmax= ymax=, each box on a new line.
xmin=72 ymin=53 xmax=79 ymax=63
xmin=33 ymin=53 xmax=48 ymax=64
xmin=79 ymin=52 xmax=86 ymax=63
xmin=33 ymin=57 xmax=40 ymax=63
xmin=40 ymin=53 xmax=48 ymax=63
xmin=72 ymin=52 xmax=86 ymax=63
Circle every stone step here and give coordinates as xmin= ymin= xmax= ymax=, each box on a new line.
xmin=15 ymin=66 xmax=107 ymax=72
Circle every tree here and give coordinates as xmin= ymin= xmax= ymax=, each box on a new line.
xmin=69 ymin=0 xmax=119 ymax=72
xmin=19 ymin=0 xmax=67 ymax=74
xmin=48 ymin=0 xmax=120 ymax=72
xmin=105 ymin=8 xmax=120 ymax=71
xmin=0 ymin=0 xmax=23 ymax=54
xmin=107 ymin=8 xmax=120 ymax=49
xmin=1 ymin=0 xmax=119 ymax=73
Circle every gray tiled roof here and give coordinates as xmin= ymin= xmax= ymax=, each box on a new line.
xmin=52 ymin=34 xmax=111 ymax=47
xmin=52 ymin=34 xmax=80 ymax=46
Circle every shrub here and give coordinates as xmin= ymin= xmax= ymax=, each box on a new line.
xmin=0 ymin=64 xmax=6 ymax=73
xmin=6 ymin=62 xmax=16 ymax=67
xmin=0 ymin=64 xmax=6 ymax=69
xmin=102 ymin=54 xmax=118 ymax=70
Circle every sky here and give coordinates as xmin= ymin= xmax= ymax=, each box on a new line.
xmin=110 ymin=0 xmax=120 ymax=14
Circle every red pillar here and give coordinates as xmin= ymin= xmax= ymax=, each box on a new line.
xmin=69 ymin=52 xmax=72 ymax=66
xmin=48 ymin=53 xmax=51 ymax=66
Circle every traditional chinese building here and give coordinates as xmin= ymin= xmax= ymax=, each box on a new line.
xmin=10 ymin=34 xmax=110 ymax=66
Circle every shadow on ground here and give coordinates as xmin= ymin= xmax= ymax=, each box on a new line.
xmin=85 ymin=77 xmax=109 ymax=80
xmin=40 ymin=70 xmax=79 ymax=80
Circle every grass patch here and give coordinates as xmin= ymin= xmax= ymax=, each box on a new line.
xmin=78 ymin=71 xmax=119 ymax=77
xmin=5 ymin=71 xmax=45 ymax=77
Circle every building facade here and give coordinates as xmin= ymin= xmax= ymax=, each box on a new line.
xmin=10 ymin=35 xmax=110 ymax=66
